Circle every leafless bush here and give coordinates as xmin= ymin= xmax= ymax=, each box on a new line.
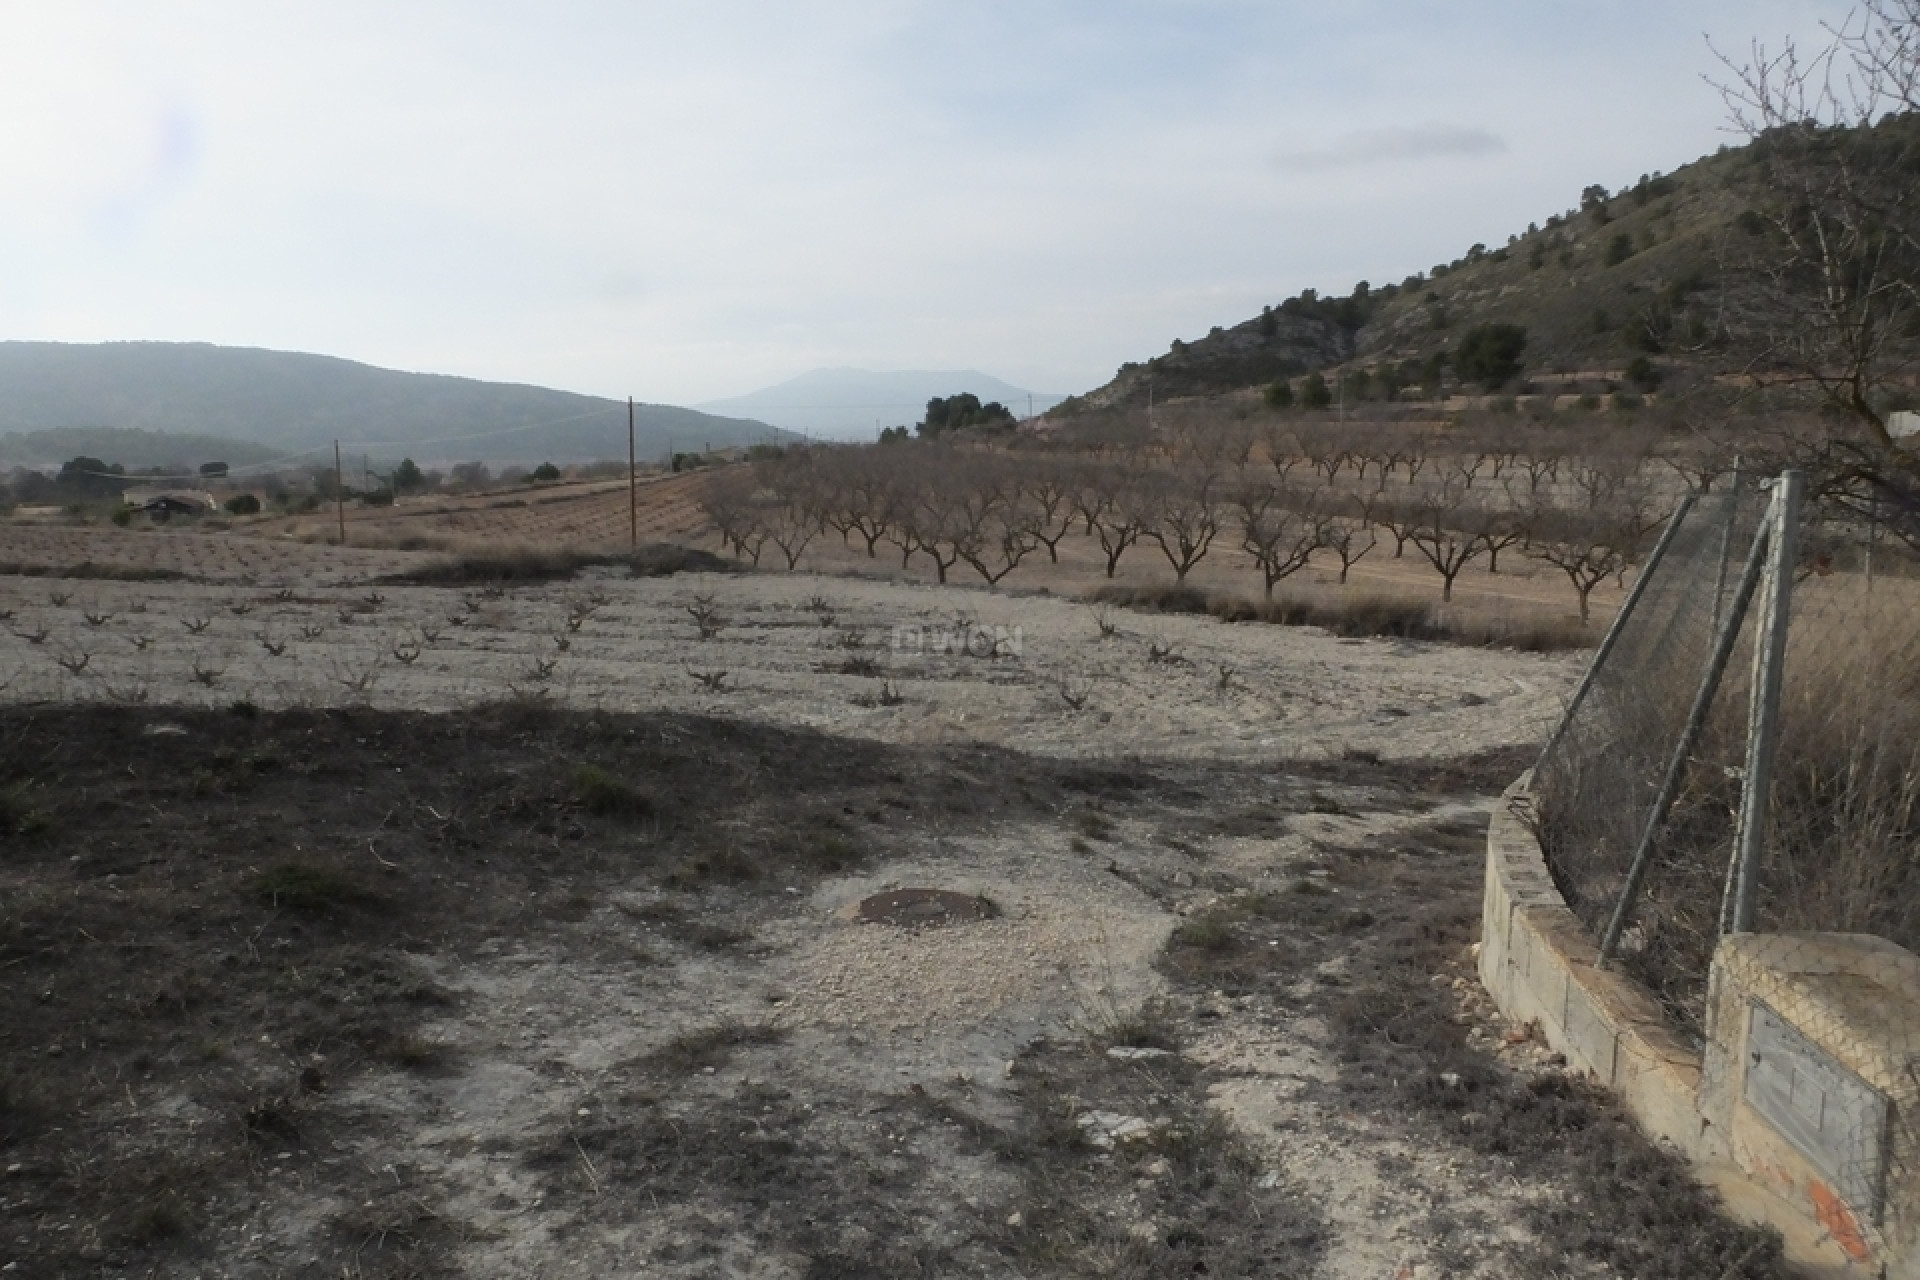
xmin=687 ymin=594 xmax=726 ymax=640
xmin=333 ymin=658 xmax=383 ymax=695
xmin=1059 ymin=679 xmax=1092 ymax=710
xmin=1147 ymin=639 xmax=1188 ymax=666
xmin=688 ymin=668 xmax=730 ymax=692
xmin=182 ymin=615 xmax=212 ymax=635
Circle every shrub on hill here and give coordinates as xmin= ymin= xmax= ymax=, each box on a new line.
xmin=1455 ymin=323 xmax=1528 ymax=391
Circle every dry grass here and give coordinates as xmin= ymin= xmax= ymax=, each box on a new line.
xmin=1539 ymin=569 xmax=1920 ymax=1032
xmin=1084 ymin=582 xmax=1592 ymax=651
xmin=1759 ymin=587 xmax=1920 ymax=945
xmin=378 ymin=539 xmax=731 ymax=584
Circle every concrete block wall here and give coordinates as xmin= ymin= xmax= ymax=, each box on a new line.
xmin=1479 ymin=777 xmax=1706 ymax=1153
xmin=1702 ymin=934 xmax=1920 ymax=1274
xmin=1480 ymin=775 xmax=1918 ymax=1277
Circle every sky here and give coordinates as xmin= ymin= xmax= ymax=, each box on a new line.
xmin=0 ymin=1 xmax=1852 ymax=410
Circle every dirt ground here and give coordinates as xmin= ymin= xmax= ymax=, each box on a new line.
xmin=0 ymin=529 xmax=1785 ymax=1278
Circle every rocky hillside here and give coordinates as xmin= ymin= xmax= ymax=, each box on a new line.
xmin=1059 ymin=137 xmax=1767 ymax=412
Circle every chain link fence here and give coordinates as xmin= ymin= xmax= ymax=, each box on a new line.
xmin=1530 ymin=469 xmax=1920 ymax=1246
xmin=1530 ymin=478 xmax=1769 ymax=1032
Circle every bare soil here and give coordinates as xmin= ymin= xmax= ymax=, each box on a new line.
xmin=0 ymin=541 xmax=1785 ymax=1279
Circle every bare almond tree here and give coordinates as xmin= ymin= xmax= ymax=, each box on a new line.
xmin=1018 ymin=460 xmax=1082 ymax=563
xmin=1237 ymin=481 xmax=1327 ymax=599
xmin=1527 ymin=503 xmax=1657 ymax=623
xmin=1407 ymin=480 xmax=1489 ymax=602
xmin=1374 ymin=493 xmax=1422 ymax=559
xmin=698 ymin=469 xmax=767 ymax=563
xmin=951 ymin=459 xmax=1037 ymax=585
xmin=1080 ymin=467 xmax=1147 ymax=578
xmin=816 ymin=449 xmax=893 ymax=557
xmin=1143 ymin=466 xmax=1223 ymax=585
xmin=1465 ymin=492 xmax=1531 ymax=574
xmin=762 ymin=498 xmax=819 ymax=570
xmin=1261 ymin=423 xmax=1306 ymax=482
xmin=1322 ymin=500 xmax=1379 ymax=584
xmin=886 ymin=457 xmax=969 ymax=584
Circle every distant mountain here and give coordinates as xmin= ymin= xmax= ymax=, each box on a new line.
xmin=0 ymin=342 xmax=785 ymax=467
xmin=698 ymin=368 xmax=1065 ymax=440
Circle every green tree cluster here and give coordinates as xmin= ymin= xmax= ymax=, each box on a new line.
xmin=56 ymin=456 xmax=129 ymax=500
xmin=392 ymin=458 xmax=426 ymax=493
xmin=918 ymin=393 xmax=1015 ymax=437
xmin=1454 ymin=323 xmax=1528 ymax=390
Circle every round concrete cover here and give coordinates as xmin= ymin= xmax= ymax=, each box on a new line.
xmin=854 ymin=888 xmax=998 ymax=928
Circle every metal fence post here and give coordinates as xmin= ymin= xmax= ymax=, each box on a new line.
xmin=1726 ymin=470 xmax=1802 ymax=934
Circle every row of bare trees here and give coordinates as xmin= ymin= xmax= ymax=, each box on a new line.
xmin=698 ymin=433 xmax=1678 ymax=622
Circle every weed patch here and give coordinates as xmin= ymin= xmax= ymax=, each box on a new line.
xmin=255 ymin=861 xmax=387 ymax=913
xmin=640 ymin=1020 xmax=787 ymax=1074
xmin=571 ymin=764 xmax=654 ymax=818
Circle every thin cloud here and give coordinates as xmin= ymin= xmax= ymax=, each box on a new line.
xmin=1273 ymin=124 xmax=1508 ymax=173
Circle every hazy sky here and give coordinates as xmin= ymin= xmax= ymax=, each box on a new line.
xmin=0 ymin=1 xmax=1847 ymax=406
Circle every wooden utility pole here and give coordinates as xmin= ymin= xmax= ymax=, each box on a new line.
xmin=333 ymin=439 xmax=346 ymax=545
xmin=627 ymin=397 xmax=637 ymax=551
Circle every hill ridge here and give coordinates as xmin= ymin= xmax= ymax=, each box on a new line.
xmin=0 ymin=341 xmax=784 ymax=465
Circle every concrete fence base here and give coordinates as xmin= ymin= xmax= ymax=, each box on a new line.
xmin=1479 ymin=774 xmax=1920 ymax=1278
